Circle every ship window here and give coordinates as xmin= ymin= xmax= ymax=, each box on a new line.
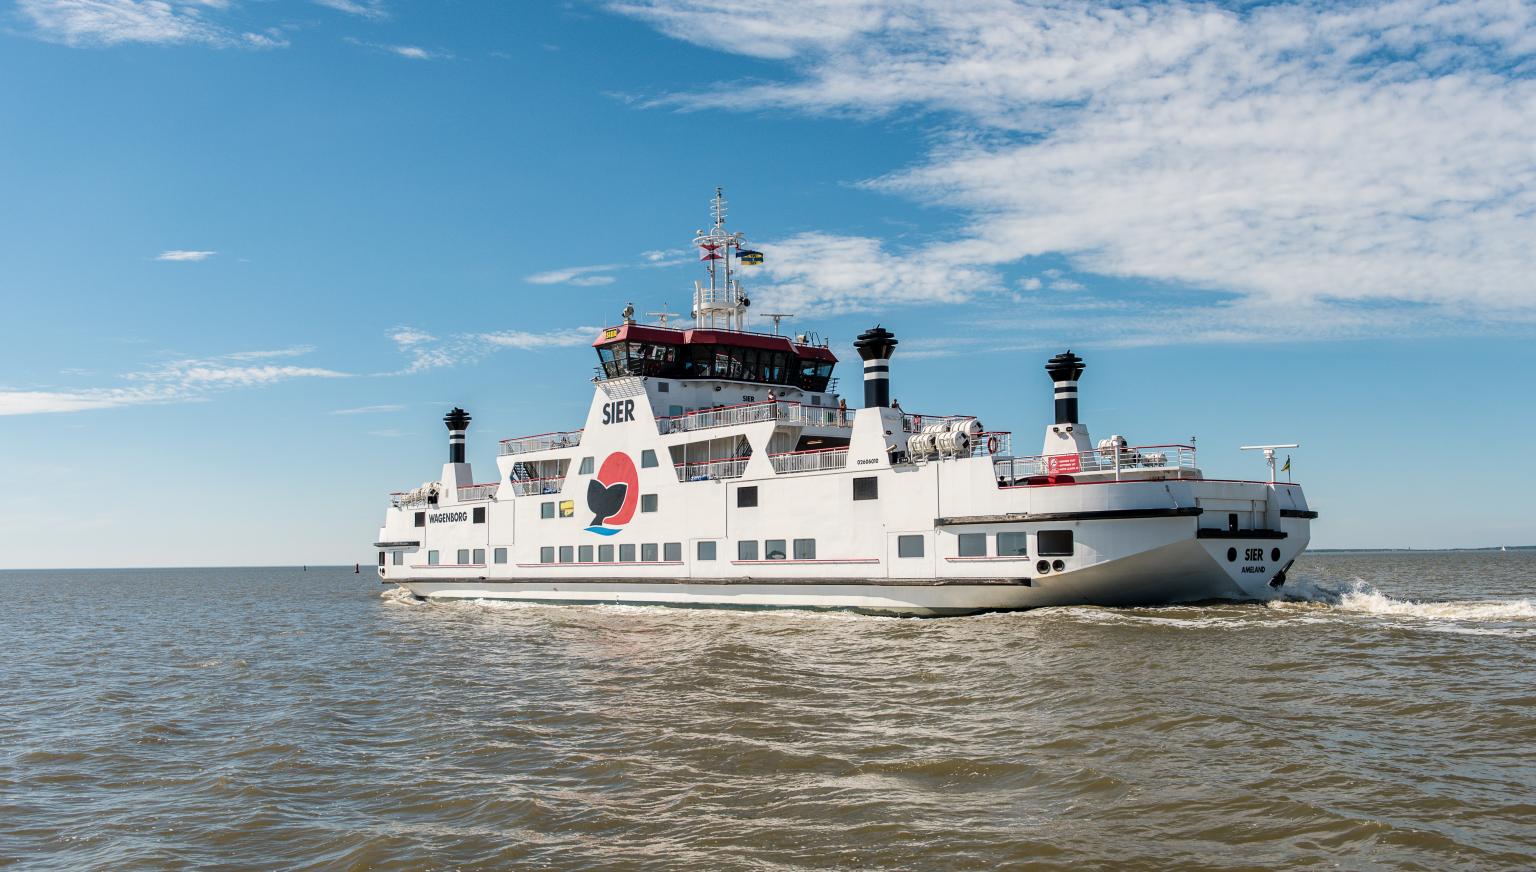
xmin=641 ymin=449 xmax=658 ymax=468
xmin=738 ymin=540 xmax=758 ymax=561
xmin=737 ymin=486 xmax=758 ymax=508
xmin=664 ymin=542 xmax=682 ymax=562
xmin=559 ymin=546 xmax=574 ymax=563
xmin=958 ymin=533 xmax=987 ymax=558
xmin=898 ymin=535 xmax=924 ymax=558
xmin=378 ymin=551 xmax=386 ymax=566
xmin=641 ymin=543 xmax=658 ymax=562
xmin=473 ymin=548 xmax=485 ymax=564
xmin=428 ymin=550 xmax=440 ymax=565
xmin=697 ymin=541 xmax=716 ymax=561
xmin=657 ymin=381 xmax=670 ymax=393
xmin=765 ymin=539 xmax=787 ymax=560
xmin=620 ymin=543 xmax=636 ymax=562
xmin=998 ymin=532 xmax=1028 ymax=556
xmin=393 ymin=551 xmax=404 ymax=565
xmin=494 ymin=548 xmax=507 ymax=564
xmin=1038 ymin=530 xmax=1074 ymax=556
xmin=414 ymin=512 xmax=426 ymax=527
xmin=578 ymin=545 xmax=594 ymax=563
xmin=473 ymin=506 xmax=486 ymax=524
xmin=811 ymin=395 xmax=821 ymax=406
xmin=853 ymin=476 xmax=878 ymax=501
xmin=457 ymin=549 xmax=470 ymax=565
xmin=559 ymin=500 xmax=574 ymax=518
xmin=540 ymin=547 xmax=554 ymax=564
xmin=793 ymin=538 xmax=816 ymax=560
xmin=579 ymin=456 xmax=595 ymax=475
xmin=599 ymin=544 xmax=615 ymax=563
xmin=540 ymin=502 xmax=555 ymax=519
xmin=1228 ymin=513 xmax=1238 ymax=532
xmin=641 ymin=494 xmax=658 ymax=513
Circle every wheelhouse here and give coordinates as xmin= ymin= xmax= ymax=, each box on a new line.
xmin=593 ymin=324 xmax=837 ymax=391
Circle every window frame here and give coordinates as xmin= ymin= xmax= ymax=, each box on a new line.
xmin=997 ymin=532 xmax=1028 ymax=557
xmin=765 ymin=539 xmax=788 ymax=560
xmin=1037 ymin=530 xmax=1075 ymax=557
xmin=579 ymin=456 xmax=595 ymax=475
xmin=578 ymin=545 xmax=594 ymax=563
xmin=738 ymin=540 xmax=759 ymax=561
xmin=427 ymin=550 xmax=440 ymax=565
xmin=897 ymin=535 xmax=924 ymax=558
xmin=493 ymin=547 xmax=507 ymax=564
xmin=697 ymin=541 xmax=717 ymax=561
xmin=793 ymin=538 xmax=816 ymax=560
xmin=472 ymin=548 xmax=485 ymax=565
xmin=641 ymin=449 xmax=658 ymax=468
xmin=957 ymin=533 xmax=988 ymax=558
xmin=619 ymin=543 xmax=636 ymax=562
xmin=558 ymin=545 xmax=574 ymax=563
xmin=737 ymin=486 xmax=758 ymax=508
xmin=598 ymin=544 xmax=615 ymax=563
xmin=540 ymin=502 xmax=555 ymax=519
xmin=853 ymin=476 xmax=879 ymax=501
xmin=539 ymin=546 xmax=554 ymax=564
xmin=641 ymin=493 xmax=659 ymax=513
xmin=641 ymin=543 xmax=659 ymax=562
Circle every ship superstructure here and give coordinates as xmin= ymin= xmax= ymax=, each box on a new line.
xmin=374 ymin=191 xmax=1315 ymax=615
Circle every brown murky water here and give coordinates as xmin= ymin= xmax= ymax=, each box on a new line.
xmin=3 ymin=552 xmax=1534 ymax=869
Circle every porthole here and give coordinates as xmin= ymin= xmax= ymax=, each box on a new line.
xmin=1270 ymin=547 xmax=1280 ymax=562
xmin=1051 ymin=559 xmax=1065 ymax=572
xmin=1226 ymin=547 xmax=1237 ymax=562
xmin=1036 ymin=559 xmax=1051 ymax=574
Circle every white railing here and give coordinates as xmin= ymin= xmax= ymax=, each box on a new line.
xmin=899 ymin=411 xmax=977 ymax=433
xmin=674 ymin=456 xmax=750 ymax=482
xmin=994 ymin=444 xmax=1198 ymax=483
xmin=456 ymin=483 xmax=500 ymax=502
xmin=968 ymin=431 xmax=1012 ymax=457
xmin=769 ymin=447 xmax=849 ymax=474
xmin=508 ymin=475 xmax=566 ymax=496
xmin=389 ymin=493 xmax=433 ymax=509
xmin=658 ymin=400 xmax=849 ymax=435
xmin=500 ymin=429 xmax=583 ymax=455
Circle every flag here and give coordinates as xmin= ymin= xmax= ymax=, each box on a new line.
xmin=1282 ymin=455 xmax=1291 ymax=473
xmin=698 ymin=243 xmax=722 ymax=261
xmin=737 ymin=249 xmax=764 ymax=266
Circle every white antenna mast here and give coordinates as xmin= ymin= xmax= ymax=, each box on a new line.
xmin=647 ymin=305 xmax=681 ymax=327
xmin=692 ymin=187 xmax=751 ymax=331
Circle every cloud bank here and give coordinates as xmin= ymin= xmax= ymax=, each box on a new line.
xmin=615 ymin=0 xmax=1536 ymax=341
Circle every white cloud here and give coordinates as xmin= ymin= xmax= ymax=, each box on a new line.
xmin=19 ymin=0 xmax=283 ymax=49
xmin=314 ymin=0 xmax=386 ymax=19
xmin=752 ymin=232 xmax=989 ymax=315
xmin=0 ymin=349 xmax=347 ymax=416
xmin=615 ymin=0 xmax=1536 ymax=337
xmin=331 ymin=403 xmax=407 ymax=414
xmin=386 ymin=325 xmax=599 ymax=373
xmin=344 ymin=37 xmax=441 ymax=59
xmin=156 ymin=249 xmax=217 ymax=261
xmin=226 ymin=346 xmax=315 ymax=360
xmin=525 ymin=264 xmax=623 ymax=286
xmin=1018 ymin=277 xmax=1042 ymax=291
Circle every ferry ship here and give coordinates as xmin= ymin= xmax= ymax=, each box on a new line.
xmin=374 ymin=191 xmax=1316 ymax=616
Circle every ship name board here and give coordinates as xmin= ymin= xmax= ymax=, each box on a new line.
xmin=602 ymin=399 xmax=636 ymax=425
xmin=428 ymin=511 xmax=468 ymax=524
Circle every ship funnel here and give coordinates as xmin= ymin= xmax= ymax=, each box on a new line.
xmin=853 ymin=325 xmax=898 ymax=409
xmin=443 ymin=407 xmax=472 ymax=464
xmin=1044 ymin=351 xmax=1085 ymax=425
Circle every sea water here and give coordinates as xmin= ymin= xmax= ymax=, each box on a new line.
xmin=2 ymin=551 xmax=1533 ymax=869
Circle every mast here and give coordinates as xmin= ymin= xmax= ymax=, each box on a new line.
xmin=692 ymin=187 xmax=751 ymax=331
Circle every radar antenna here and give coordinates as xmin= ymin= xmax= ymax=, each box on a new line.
xmin=647 ymin=305 xmax=682 ymax=327
xmin=1240 ymin=443 xmax=1299 ymax=483
xmin=762 ymin=313 xmax=794 ymax=335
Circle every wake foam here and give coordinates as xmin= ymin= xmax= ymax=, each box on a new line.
xmin=1333 ymin=582 xmax=1536 ymax=622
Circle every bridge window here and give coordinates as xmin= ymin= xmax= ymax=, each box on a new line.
xmin=958 ymin=533 xmax=987 ymax=557
xmin=738 ymin=540 xmax=758 ymax=561
xmin=898 ymin=535 xmax=924 ymax=558
xmin=697 ymin=541 xmax=716 ymax=561
xmin=539 ymin=547 xmax=554 ymax=564
xmin=619 ymin=543 xmax=636 ymax=562
xmin=997 ymin=532 xmax=1028 ymax=556
xmin=765 ymin=539 xmax=787 ymax=560
xmin=493 ymin=548 xmax=507 ymax=564
xmin=793 ymin=538 xmax=816 ymax=560
xmin=664 ymin=542 xmax=682 ymax=561
xmin=1038 ymin=530 xmax=1074 ymax=556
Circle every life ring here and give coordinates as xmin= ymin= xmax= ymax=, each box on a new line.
xmin=986 ymin=435 xmax=999 ymax=455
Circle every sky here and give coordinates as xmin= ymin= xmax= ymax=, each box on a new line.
xmin=2 ymin=0 xmax=1534 ymax=567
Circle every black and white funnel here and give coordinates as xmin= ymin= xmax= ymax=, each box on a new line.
xmin=1044 ymin=351 xmax=1085 ymax=425
xmin=853 ymin=325 xmax=899 ymax=409
xmin=443 ymin=407 xmax=472 ymax=464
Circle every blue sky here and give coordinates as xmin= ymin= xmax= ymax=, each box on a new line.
xmin=2 ymin=0 xmax=1534 ymax=567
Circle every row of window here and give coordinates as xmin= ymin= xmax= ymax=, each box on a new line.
xmin=892 ymin=530 xmax=1073 ymax=559
xmin=540 ymin=493 xmax=659 ymax=520
xmin=540 ymin=542 xmax=686 ymax=564
xmin=578 ymin=450 xmax=659 ymax=475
